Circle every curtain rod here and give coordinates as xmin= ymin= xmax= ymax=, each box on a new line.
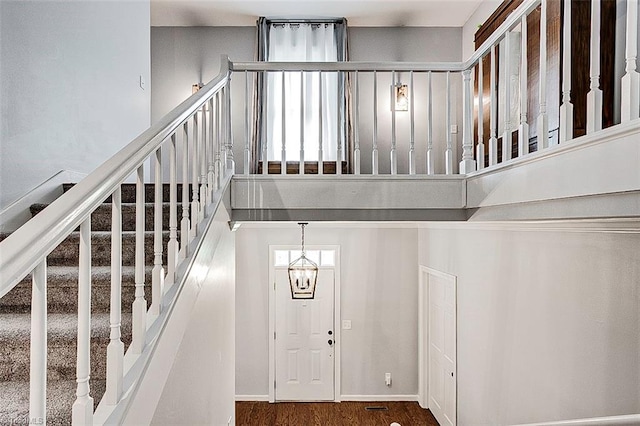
xmin=263 ymin=18 xmax=346 ymax=24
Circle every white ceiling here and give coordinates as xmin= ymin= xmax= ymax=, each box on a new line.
xmin=151 ymin=0 xmax=486 ymax=27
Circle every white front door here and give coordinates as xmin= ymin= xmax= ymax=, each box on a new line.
xmin=428 ymin=271 xmax=457 ymax=426
xmin=275 ymin=268 xmax=335 ymax=401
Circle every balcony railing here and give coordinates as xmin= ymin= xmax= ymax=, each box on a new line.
xmin=0 ymin=0 xmax=638 ymax=423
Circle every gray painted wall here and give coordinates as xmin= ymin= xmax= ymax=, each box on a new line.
xmin=0 ymin=0 xmax=151 ymax=209
xmin=235 ymin=225 xmax=419 ymax=398
xmin=419 ymin=225 xmax=640 ymax=424
xmin=150 ymin=26 xmax=463 ymax=174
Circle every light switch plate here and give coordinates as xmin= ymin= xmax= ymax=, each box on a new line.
xmin=342 ymin=320 xmax=352 ymax=330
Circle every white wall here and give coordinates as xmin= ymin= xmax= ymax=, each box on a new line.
xmin=150 ymin=26 xmax=463 ymax=174
xmin=418 ymin=224 xmax=640 ymax=425
xmin=151 ymin=218 xmax=236 ymax=425
xmin=0 ymin=1 xmax=151 ymax=209
xmin=121 ymin=204 xmax=236 ymax=425
xmin=235 ymin=225 xmax=419 ymax=399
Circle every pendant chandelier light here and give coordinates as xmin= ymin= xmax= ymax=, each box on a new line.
xmin=288 ymin=223 xmax=318 ymax=299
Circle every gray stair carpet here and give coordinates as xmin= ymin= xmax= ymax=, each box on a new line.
xmin=0 ymin=183 xmax=187 ymax=425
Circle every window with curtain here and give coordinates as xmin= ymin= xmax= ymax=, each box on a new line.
xmin=256 ymin=19 xmax=348 ymax=164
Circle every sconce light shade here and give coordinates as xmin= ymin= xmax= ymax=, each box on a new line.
xmin=288 ymin=223 xmax=318 ymax=299
xmin=394 ymin=83 xmax=409 ymax=111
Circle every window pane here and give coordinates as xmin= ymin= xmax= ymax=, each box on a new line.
xmin=306 ymin=250 xmax=320 ymax=265
xmin=274 ymin=250 xmax=289 ymax=266
xmin=321 ymin=250 xmax=335 ymax=266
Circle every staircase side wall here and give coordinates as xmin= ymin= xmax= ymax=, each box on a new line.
xmin=122 ymin=205 xmax=236 ymax=425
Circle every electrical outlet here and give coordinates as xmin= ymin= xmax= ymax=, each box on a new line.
xmin=342 ymin=320 xmax=352 ymax=330
xmin=450 ymin=124 xmax=458 ymax=134
xmin=385 ymin=373 xmax=392 ymax=386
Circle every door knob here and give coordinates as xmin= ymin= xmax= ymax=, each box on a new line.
xmin=328 ymin=339 xmax=333 ymax=346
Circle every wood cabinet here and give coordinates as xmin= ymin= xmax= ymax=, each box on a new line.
xmin=473 ymin=0 xmax=616 ymax=166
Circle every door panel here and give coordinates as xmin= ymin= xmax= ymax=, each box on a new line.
xmin=429 ymin=272 xmax=457 ymax=426
xmin=275 ymin=268 xmax=334 ymax=401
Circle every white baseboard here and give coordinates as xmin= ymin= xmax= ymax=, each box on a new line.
xmin=235 ymin=395 xmax=419 ymax=403
xmin=340 ymin=395 xmax=419 ymax=402
xmin=235 ymin=395 xmax=270 ymax=402
xmin=512 ymin=414 xmax=640 ymax=426
xmin=0 ymin=169 xmax=87 ymax=232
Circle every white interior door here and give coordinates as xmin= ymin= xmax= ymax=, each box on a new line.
xmin=275 ymin=268 xmax=335 ymax=401
xmin=428 ymin=271 xmax=457 ymax=426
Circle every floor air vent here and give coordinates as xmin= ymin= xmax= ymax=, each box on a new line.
xmin=364 ymin=406 xmax=389 ymax=411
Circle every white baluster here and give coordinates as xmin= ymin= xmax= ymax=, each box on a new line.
xmin=336 ymin=71 xmax=342 ymax=175
xmin=29 ymin=260 xmax=47 ymax=424
xmin=427 ymin=71 xmax=434 ymax=175
xmin=538 ymin=0 xmax=550 ymax=147
xmin=215 ymin=94 xmax=222 ymax=189
xmin=391 ymin=70 xmax=398 ymax=175
xmin=519 ymin=15 xmax=530 ymax=155
xmin=318 ymin=71 xmax=324 ymax=175
xmin=354 ymin=71 xmax=361 ymax=175
xmin=445 ymin=71 xmax=453 ymax=175
xmin=372 ymin=70 xmax=379 ymax=175
xmin=409 ymin=71 xmax=416 ymax=175
xmin=167 ymin=134 xmax=178 ymax=289
xmin=72 ymin=218 xmax=93 ymax=425
xmin=300 ymin=71 xmax=305 ymax=175
xmin=105 ymin=188 xmax=123 ymax=405
xmin=460 ymin=68 xmax=477 ymax=173
xmin=244 ymin=71 xmax=251 ymax=175
xmin=477 ymin=58 xmax=485 ymax=170
xmin=199 ymin=104 xmax=207 ymax=217
xmin=226 ymin=81 xmax=235 ymax=173
xmin=489 ymin=45 xmax=499 ymax=166
xmin=180 ymin=122 xmax=190 ymax=259
xmin=587 ymin=0 xmax=603 ymax=133
xmin=558 ymin=0 xmax=574 ymax=143
xmin=262 ymin=74 xmax=269 ymax=175
xmin=131 ymin=165 xmax=146 ymax=354
xmin=281 ymin=71 xmax=287 ymax=175
xmin=622 ymin=0 xmax=640 ymax=122
xmin=150 ymin=148 xmax=164 ymax=316
xmin=502 ymin=33 xmax=513 ymax=161
xmin=190 ymin=116 xmax=200 ymax=239
xmin=208 ymin=97 xmax=215 ymax=198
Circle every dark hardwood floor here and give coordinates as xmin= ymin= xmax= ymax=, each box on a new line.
xmin=235 ymin=401 xmax=440 ymax=426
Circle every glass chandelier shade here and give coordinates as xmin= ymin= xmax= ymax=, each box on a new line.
xmin=288 ymin=223 xmax=318 ymax=299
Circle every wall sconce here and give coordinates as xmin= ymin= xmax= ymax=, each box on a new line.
xmin=393 ymin=83 xmax=409 ymax=111
xmin=288 ymin=223 xmax=318 ymax=299
xmin=192 ymin=83 xmax=203 ymax=94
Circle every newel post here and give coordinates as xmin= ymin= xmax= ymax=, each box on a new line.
xmin=460 ymin=69 xmax=477 ymax=174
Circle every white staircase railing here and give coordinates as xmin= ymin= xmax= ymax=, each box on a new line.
xmin=231 ymin=0 xmax=639 ymax=177
xmin=0 ymin=56 xmax=233 ymax=425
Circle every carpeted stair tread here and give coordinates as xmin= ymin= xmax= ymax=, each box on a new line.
xmin=0 ymin=312 xmax=133 ymax=382
xmin=0 ymin=312 xmax=130 ymax=342
xmin=0 ymin=379 xmax=106 ymax=426
xmin=1 ymin=266 xmax=153 ymax=314
xmin=30 ymin=202 xmax=180 ymax=232
xmin=63 ymin=182 xmax=193 ymax=204
xmin=47 ymin=230 xmax=171 ymax=267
